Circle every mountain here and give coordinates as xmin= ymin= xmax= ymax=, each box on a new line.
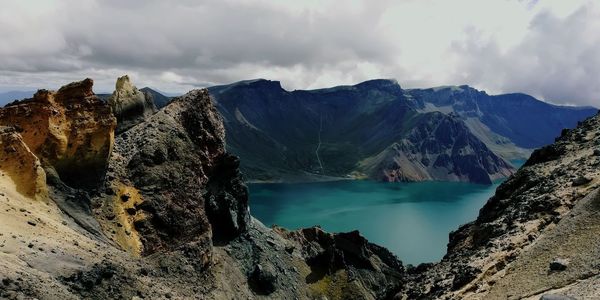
xmin=140 ymin=87 xmax=172 ymax=108
xmin=407 ymin=85 xmax=597 ymax=150
xmin=0 ymin=78 xmax=402 ymax=299
xmin=208 ymin=79 xmax=591 ymax=184
xmin=0 ymin=90 xmax=35 ymax=107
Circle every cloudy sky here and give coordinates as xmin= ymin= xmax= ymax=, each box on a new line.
xmin=0 ymin=0 xmax=599 ymax=106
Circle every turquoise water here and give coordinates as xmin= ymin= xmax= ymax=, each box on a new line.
xmin=249 ymin=180 xmax=501 ymax=265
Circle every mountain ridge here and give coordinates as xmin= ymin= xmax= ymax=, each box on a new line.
xmin=208 ymin=78 xmax=596 ymax=184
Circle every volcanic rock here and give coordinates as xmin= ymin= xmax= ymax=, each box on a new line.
xmin=108 ymin=75 xmax=157 ymax=133
xmin=0 ymin=78 xmax=116 ymax=188
xmin=0 ymin=127 xmax=47 ymax=199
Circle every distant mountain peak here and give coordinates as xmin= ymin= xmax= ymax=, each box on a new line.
xmin=356 ymin=78 xmax=400 ymax=87
xmin=226 ymin=78 xmax=282 ymax=89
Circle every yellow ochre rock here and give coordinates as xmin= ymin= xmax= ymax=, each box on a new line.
xmin=0 ymin=78 xmax=116 ymax=188
xmin=0 ymin=127 xmax=48 ymax=200
xmin=96 ymin=183 xmax=146 ymax=256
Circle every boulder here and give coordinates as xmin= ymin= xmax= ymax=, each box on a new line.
xmin=549 ymin=258 xmax=568 ymax=271
xmin=249 ymin=264 xmax=277 ymax=295
xmin=572 ymin=176 xmax=592 ymax=187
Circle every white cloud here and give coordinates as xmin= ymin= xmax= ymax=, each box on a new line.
xmin=0 ymin=0 xmax=598 ymax=106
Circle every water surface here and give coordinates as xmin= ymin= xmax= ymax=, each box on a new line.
xmin=250 ymin=180 xmax=501 ymax=265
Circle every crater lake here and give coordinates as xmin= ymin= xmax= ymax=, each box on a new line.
xmin=249 ymin=180 xmax=502 ymax=265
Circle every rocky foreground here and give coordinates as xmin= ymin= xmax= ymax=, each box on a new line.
xmin=0 ymin=76 xmax=598 ymax=300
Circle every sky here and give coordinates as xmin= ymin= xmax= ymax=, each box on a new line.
xmin=0 ymin=0 xmax=599 ymax=106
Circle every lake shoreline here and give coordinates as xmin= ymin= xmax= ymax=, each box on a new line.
xmin=249 ymin=180 xmax=504 ymax=265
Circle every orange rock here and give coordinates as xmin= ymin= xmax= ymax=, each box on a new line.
xmin=0 ymin=78 xmax=116 ymax=188
xmin=0 ymin=127 xmax=48 ymax=199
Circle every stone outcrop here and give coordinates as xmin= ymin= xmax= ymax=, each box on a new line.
xmin=0 ymin=78 xmax=116 ymax=188
xmin=108 ymin=75 xmax=157 ymax=133
xmin=0 ymin=126 xmax=47 ymax=199
xmin=95 ymin=88 xmax=249 ymax=257
xmin=275 ymin=226 xmax=404 ymax=299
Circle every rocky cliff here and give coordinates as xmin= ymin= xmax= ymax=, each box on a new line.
xmin=0 ymin=126 xmax=48 ymax=200
xmin=0 ymin=78 xmax=402 ymax=300
xmin=209 ymin=79 xmax=515 ymax=184
xmin=358 ymin=112 xmax=513 ymax=184
xmin=0 ymin=78 xmax=116 ymax=188
xmin=395 ymin=111 xmax=600 ymax=299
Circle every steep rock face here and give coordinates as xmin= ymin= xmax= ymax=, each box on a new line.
xmin=408 ymin=85 xmax=597 ymax=149
xmin=0 ymin=78 xmax=116 ymax=188
xmin=209 ymin=79 xmax=514 ymax=184
xmin=108 ymin=75 xmax=157 ymax=133
xmin=96 ymin=89 xmax=250 ymax=256
xmin=359 ymin=112 xmax=513 ymax=184
xmin=398 ymin=111 xmax=600 ymax=299
xmin=0 ymin=126 xmax=47 ymax=199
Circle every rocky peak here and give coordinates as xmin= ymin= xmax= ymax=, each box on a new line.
xmin=0 ymin=78 xmax=116 ymax=189
xmin=108 ymin=75 xmax=157 ymax=133
xmin=360 ymin=112 xmax=514 ymax=184
xmin=55 ymin=77 xmax=95 ymax=100
xmin=97 ymin=88 xmax=248 ymax=256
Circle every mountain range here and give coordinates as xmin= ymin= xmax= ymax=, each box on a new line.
xmin=208 ymin=79 xmax=597 ymax=184
xmin=3 ymin=79 xmax=595 ymax=185
xmin=1 ymin=76 xmax=599 ymax=299
xmin=0 ymin=90 xmax=36 ymax=106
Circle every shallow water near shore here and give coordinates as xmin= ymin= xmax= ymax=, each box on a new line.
xmin=249 ymin=180 xmax=502 ymax=265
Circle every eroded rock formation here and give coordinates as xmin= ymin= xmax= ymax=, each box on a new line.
xmin=358 ymin=112 xmax=514 ymax=184
xmin=108 ymin=75 xmax=157 ymax=133
xmin=0 ymin=78 xmax=116 ymax=188
xmin=0 ymin=126 xmax=47 ymax=200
